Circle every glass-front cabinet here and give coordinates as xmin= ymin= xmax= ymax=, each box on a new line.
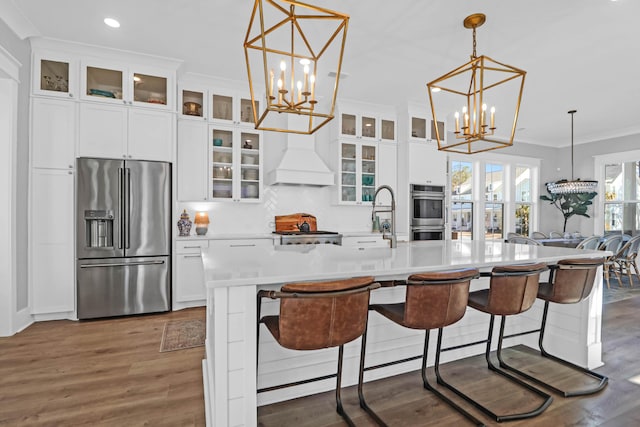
xmin=33 ymin=53 xmax=77 ymax=99
xmin=338 ymin=110 xmax=396 ymax=142
xmin=179 ymin=86 xmax=207 ymax=119
xmin=211 ymin=89 xmax=259 ymax=126
xmin=80 ymin=61 xmax=173 ymax=110
xmin=210 ymin=125 xmax=262 ymax=202
xmin=338 ymin=141 xmax=377 ymax=205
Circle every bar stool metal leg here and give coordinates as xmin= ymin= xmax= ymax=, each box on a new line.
xmin=336 ymin=344 xmax=356 ymax=427
xmin=358 ymin=326 xmax=485 ymax=426
xmin=434 ymin=317 xmax=553 ymax=422
xmin=497 ymin=301 xmax=608 ymax=397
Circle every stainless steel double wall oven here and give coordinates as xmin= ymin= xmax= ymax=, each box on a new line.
xmin=410 ymin=184 xmax=446 ymax=240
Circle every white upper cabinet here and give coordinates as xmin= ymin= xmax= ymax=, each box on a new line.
xmin=31 ymin=98 xmax=76 ymax=169
xmin=78 ymin=103 xmax=174 ymax=162
xmin=128 ymin=108 xmax=174 ymax=161
xmin=177 ymin=120 xmax=208 ymax=201
xmin=32 ymin=52 xmax=78 ymax=99
xmin=78 ymin=102 xmax=128 ymax=158
xmin=80 ymin=60 xmax=174 ymax=111
xmin=408 ymin=142 xmax=447 ymax=186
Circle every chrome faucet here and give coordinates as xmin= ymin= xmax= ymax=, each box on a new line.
xmin=372 ymin=185 xmax=397 ymax=248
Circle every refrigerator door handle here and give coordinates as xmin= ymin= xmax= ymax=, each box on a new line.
xmin=117 ymin=167 xmax=123 ymax=249
xmin=80 ymin=260 xmax=166 ymax=268
xmin=124 ymin=167 xmax=131 ymax=250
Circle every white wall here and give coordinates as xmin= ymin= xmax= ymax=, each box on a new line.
xmin=0 ymin=17 xmax=32 ymax=335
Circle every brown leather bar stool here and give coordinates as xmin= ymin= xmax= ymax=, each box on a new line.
xmin=434 ymin=263 xmax=553 ymax=422
xmin=256 ymin=276 xmax=380 ymax=426
xmin=357 ymin=268 xmax=485 ymax=427
xmin=497 ymin=258 xmax=608 ymax=397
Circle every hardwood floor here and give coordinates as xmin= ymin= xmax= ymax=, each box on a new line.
xmin=258 ymin=296 xmax=640 ymax=427
xmin=0 ymin=308 xmax=206 ymax=427
xmin=1 ymin=297 xmax=638 ymax=426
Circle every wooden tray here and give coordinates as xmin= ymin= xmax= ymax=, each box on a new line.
xmin=275 ymin=213 xmax=317 ymax=232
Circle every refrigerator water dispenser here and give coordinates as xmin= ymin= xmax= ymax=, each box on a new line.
xmin=84 ymin=210 xmax=114 ymax=248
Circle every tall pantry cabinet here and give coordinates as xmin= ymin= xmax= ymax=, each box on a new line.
xmin=28 ymin=38 xmax=179 ymax=319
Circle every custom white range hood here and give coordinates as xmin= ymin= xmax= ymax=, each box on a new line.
xmin=266 ymin=116 xmax=334 ymax=186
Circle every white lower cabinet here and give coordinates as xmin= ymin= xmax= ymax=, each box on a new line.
xmin=174 ymin=238 xmax=273 ymax=309
xmin=30 ymin=168 xmax=75 ymax=315
xmin=341 ymin=235 xmax=389 ymax=248
xmin=175 ymin=240 xmax=209 ymax=305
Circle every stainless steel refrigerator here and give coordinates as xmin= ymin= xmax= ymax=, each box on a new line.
xmin=76 ymin=158 xmax=171 ymax=319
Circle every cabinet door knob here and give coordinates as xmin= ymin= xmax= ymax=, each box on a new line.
xmin=68 ymin=165 xmax=73 ymax=169
xmin=123 ymin=100 xmax=127 ymax=105
xmin=123 ymin=155 xmax=127 ymax=158
xmin=68 ymin=171 xmax=73 ymax=175
xmin=68 ymin=93 xmax=73 ymax=98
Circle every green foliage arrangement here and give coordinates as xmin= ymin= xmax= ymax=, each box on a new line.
xmin=540 ymin=189 xmax=597 ymax=233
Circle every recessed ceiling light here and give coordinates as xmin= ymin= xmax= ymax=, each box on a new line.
xmin=104 ymin=18 xmax=120 ymax=28
xmin=431 ymin=87 xmax=441 ymax=93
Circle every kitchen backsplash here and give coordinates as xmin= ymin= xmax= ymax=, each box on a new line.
xmin=177 ymin=184 xmax=381 ymax=235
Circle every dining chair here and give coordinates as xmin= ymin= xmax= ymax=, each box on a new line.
xmin=549 ymin=231 xmax=563 ymax=238
xmin=508 ymin=236 xmax=543 ymax=246
xmin=576 ymin=235 xmax=601 ymax=250
xmin=599 ymin=234 xmax=624 ymax=288
xmin=613 ymin=235 xmax=640 ymax=286
xmin=531 ymin=231 xmax=548 ymax=239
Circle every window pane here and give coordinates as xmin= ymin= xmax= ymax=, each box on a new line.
xmin=605 ymin=161 xmax=640 ymax=201
xmin=605 ymin=202 xmax=640 ymax=234
xmin=451 ymin=202 xmax=473 ymax=240
xmin=515 ymin=167 xmax=531 ymax=202
xmin=515 ymin=204 xmax=530 ymax=236
xmin=451 ymin=161 xmax=473 ymax=200
xmin=485 ymin=163 xmax=503 ymax=202
xmin=485 ymin=203 xmax=503 ymax=240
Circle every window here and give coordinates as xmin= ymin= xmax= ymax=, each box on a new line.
xmin=449 ymin=156 xmax=539 ymax=241
xmin=515 ymin=166 xmax=532 ymax=236
xmin=485 ymin=163 xmax=504 ymax=240
xmin=451 ymin=161 xmax=473 ymax=240
xmin=604 ymin=161 xmax=640 ymax=235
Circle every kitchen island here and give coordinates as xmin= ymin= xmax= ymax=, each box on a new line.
xmin=201 ymin=240 xmax=606 ymax=427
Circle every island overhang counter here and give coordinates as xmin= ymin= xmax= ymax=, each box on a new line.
xmin=200 ymin=240 xmax=606 ymax=427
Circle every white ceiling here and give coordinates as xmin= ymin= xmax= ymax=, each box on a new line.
xmin=7 ymin=0 xmax=640 ymax=147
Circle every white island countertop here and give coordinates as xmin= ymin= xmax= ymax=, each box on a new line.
xmin=202 ymin=240 xmax=605 ymax=288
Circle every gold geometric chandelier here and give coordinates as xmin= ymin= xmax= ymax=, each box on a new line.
xmin=427 ymin=13 xmax=526 ymax=154
xmin=244 ymin=0 xmax=349 ymax=134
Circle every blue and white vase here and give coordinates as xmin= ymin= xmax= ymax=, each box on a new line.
xmin=177 ymin=210 xmax=192 ymax=236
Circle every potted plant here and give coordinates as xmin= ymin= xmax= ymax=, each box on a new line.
xmin=540 ymin=189 xmax=597 ymax=233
